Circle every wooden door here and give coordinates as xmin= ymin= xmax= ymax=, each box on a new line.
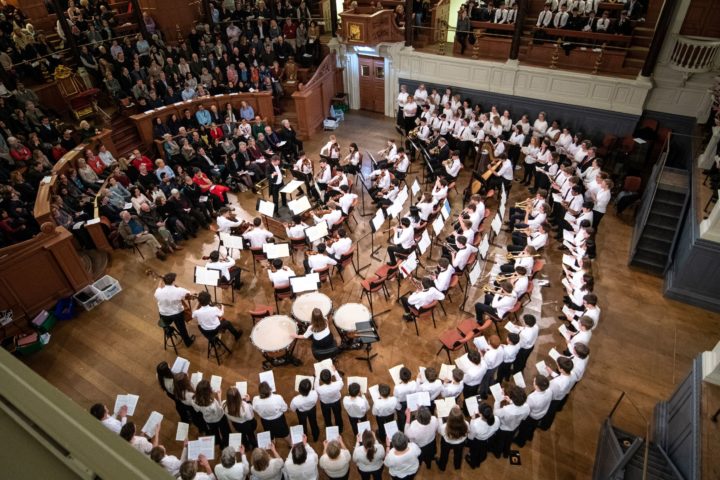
xmin=358 ymin=55 xmax=385 ymax=113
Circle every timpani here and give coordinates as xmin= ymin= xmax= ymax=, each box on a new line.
xmin=250 ymin=315 xmax=301 ymax=369
xmin=333 ymin=303 xmax=373 ymax=348
xmin=291 ymin=292 xmax=333 ymax=331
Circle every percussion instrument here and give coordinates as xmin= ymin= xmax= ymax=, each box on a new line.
xmin=333 ymin=303 xmax=372 ymax=335
xmin=250 ymin=315 xmax=301 ymax=369
xmin=292 ymin=292 xmax=333 ymax=328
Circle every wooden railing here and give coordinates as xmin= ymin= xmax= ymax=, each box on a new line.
xmin=339 ymin=7 xmax=405 ymax=45
xmin=292 ymin=52 xmax=340 ymax=140
xmin=429 ymin=0 xmax=450 ymax=44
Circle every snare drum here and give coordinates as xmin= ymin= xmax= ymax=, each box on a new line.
xmin=292 ymin=292 xmax=333 ymax=325
xmin=250 ymin=315 xmax=297 ymax=359
xmin=333 ymin=303 xmax=372 ymax=335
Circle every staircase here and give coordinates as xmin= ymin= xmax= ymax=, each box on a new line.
xmin=624 ymin=443 xmax=681 ymax=480
xmin=630 ymin=168 xmax=688 ymax=274
xmin=110 ymin=113 xmax=144 ymax=159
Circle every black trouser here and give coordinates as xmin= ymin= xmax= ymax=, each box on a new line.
xmin=200 ymin=320 xmax=242 ymax=341
xmin=437 ymin=437 xmax=464 ymax=470
xmin=497 ymin=361 xmax=514 ymax=383
xmin=419 ymin=440 xmax=437 ymax=469
xmin=396 ymin=402 xmax=407 ymax=431
xmin=478 ymin=367 xmax=497 ymax=400
xmin=514 ymin=416 xmax=539 ymax=447
xmin=456 ymin=32 xmax=468 ymax=53
xmin=173 ymin=397 xmax=192 ymax=423
xmin=348 ymin=414 xmax=368 ymax=435
xmin=320 ymin=400 xmax=344 ymax=433
xmin=500 ymin=261 xmax=515 ymax=274
xmin=593 ymin=210 xmax=605 ymax=230
xmin=387 ymin=244 xmax=412 ymax=265
xmin=513 ymin=346 xmax=534 ymax=373
xmin=375 ymin=413 xmax=395 ymax=444
xmin=160 ymin=311 xmax=194 ymax=346
xmin=463 ymin=383 xmax=479 ymax=404
xmin=296 ymin=406 xmax=320 ymax=441
xmin=523 ymin=162 xmax=536 ymax=184
xmin=358 ymin=467 xmax=383 ymax=480
xmin=207 ymin=417 xmax=231 ymax=448
xmin=466 ymin=438 xmax=490 ymax=468
xmin=475 ymin=302 xmax=499 ymax=322
xmin=230 ymin=418 xmax=258 ymax=449
xmin=495 ymin=428 xmax=516 ymax=458
xmin=269 ymin=182 xmax=287 ymax=209
xmin=538 ymin=399 xmax=563 ymax=431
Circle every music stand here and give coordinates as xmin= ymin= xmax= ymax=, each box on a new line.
xmin=194 ymin=266 xmax=230 ymax=306
xmin=369 ymin=209 xmax=387 ymax=262
xmin=357 ymin=166 xmax=374 ymax=218
xmin=354 ymin=320 xmax=380 ymax=372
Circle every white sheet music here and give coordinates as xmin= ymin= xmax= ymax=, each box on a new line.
xmin=465 ymin=395 xmax=479 ymax=417
xmin=290 ymin=425 xmax=304 ymax=445
xmin=411 ymin=179 xmax=421 ymax=196
xmin=281 ymin=180 xmax=305 ymax=194
xmin=190 ymin=372 xmax=203 ymax=389
xmin=141 ymin=411 xmax=163 ymax=436
xmin=235 ymin=381 xmax=247 ymax=397
xmin=175 ymin=422 xmax=189 ymax=441
xmin=474 ymin=335 xmax=490 ymax=351
xmin=454 ymin=353 xmax=473 ymax=371
xmin=171 ymin=357 xmax=190 ymax=374
xmin=368 ymin=385 xmax=381 ymax=403
xmin=222 ymin=234 xmax=245 ymax=250
xmin=396 ymin=187 xmax=409 ymax=207
xmin=552 ymin=193 xmax=564 ymax=203
xmin=536 ymin=360 xmax=548 ymax=375
xmin=387 ymin=201 xmax=403 ymax=219
xmin=188 ymin=436 xmax=215 ymax=461
xmin=549 ymin=348 xmax=562 ymax=361
xmin=257 ymin=431 xmax=272 ymax=449
xmin=406 ymin=391 xmax=431 ymax=412
xmin=194 ymin=266 xmax=220 ymax=287
xmin=479 ymin=234 xmax=490 ymax=260
xmin=290 ymin=273 xmax=320 ymax=293
xmin=433 ymin=215 xmax=445 ymax=235
xmin=389 ymin=364 xmax=405 ymax=385
xmin=257 ymin=199 xmax=276 ymax=217
xmin=439 ymin=364 xmax=455 ymax=382
xmin=305 ymin=222 xmax=329 ymax=243
xmin=347 ymin=376 xmax=368 ymax=394
xmin=383 ymin=421 xmax=398 ymax=441
xmin=441 ymin=199 xmax=452 ymax=220
xmin=563 ymin=230 xmax=574 ymax=243
xmin=469 ymin=260 xmax=483 ymax=286
xmin=259 ymin=370 xmax=276 ymax=392
xmin=210 ymin=375 xmax=222 ymax=392
xmin=513 ymin=372 xmax=526 ymax=389
xmin=562 ymin=254 xmax=577 ymax=267
xmin=559 ymin=324 xmax=571 ymax=340
xmin=229 ymin=433 xmax=243 ymax=451
xmin=357 ymin=421 xmax=371 ymax=435
xmin=314 ymin=358 xmax=334 ymax=377
xmin=489 ymin=383 xmax=504 ymax=401
xmin=505 ymin=322 xmax=520 ymax=334
xmin=295 ymin=375 xmax=315 ymax=392
xmin=113 ymin=394 xmax=139 ymax=416
xmin=371 ymin=212 xmax=385 ymax=233
xmin=491 ymin=214 xmax=502 ymax=235
xmin=326 ymin=426 xmax=340 ymax=441
xmin=288 ymin=196 xmax=312 ymax=214
xmin=418 ymin=230 xmax=432 ymax=254
xmin=399 ymin=252 xmax=418 ymax=278
xmin=263 ymin=242 xmax=290 ymax=259
xmin=434 ymin=398 xmax=456 ymax=419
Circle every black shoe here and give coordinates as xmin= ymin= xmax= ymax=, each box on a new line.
xmin=558 ymin=314 xmax=568 ymax=321
xmin=185 ymin=335 xmax=196 ymax=347
xmin=403 ymin=313 xmax=414 ymax=321
xmin=234 ymin=330 xmax=244 ymax=340
xmin=435 ymin=460 xmax=445 ymax=472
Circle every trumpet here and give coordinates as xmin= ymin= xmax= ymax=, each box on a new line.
xmin=506 ymin=252 xmax=541 ymax=260
xmin=430 ymin=146 xmax=440 ymax=156
xmin=408 ymin=127 xmax=419 ymax=139
xmin=514 ymin=199 xmax=532 ymax=208
xmin=442 ymin=158 xmax=453 ymax=168
xmin=482 ymin=284 xmax=514 ymax=296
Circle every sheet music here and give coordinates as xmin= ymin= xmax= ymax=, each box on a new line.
xmin=171 ymin=356 xmax=190 ymax=374
xmin=263 ymin=242 xmax=290 ymax=259
xmin=439 ymin=364 xmax=455 ymax=382
xmin=257 ymin=431 xmax=272 ymax=449
xmin=396 ymin=187 xmax=409 ymax=207
xmin=210 ymin=375 xmax=222 ymax=392
xmin=383 ymin=421 xmax=398 ymax=441
xmin=434 ymin=398 xmax=456 ymax=419
xmin=411 ymin=179 xmax=421 ymax=196
xmin=72 ymin=221 xmax=85 ymax=230
xmin=491 ymin=214 xmax=502 ymax=235
xmin=288 ymin=196 xmax=312 ymax=214
xmin=536 ymin=360 xmax=548 ymax=375
xmin=229 ymin=433 xmax=243 ymax=451
xmin=489 ymin=383 xmax=504 ymax=401
xmin=387 ymin=200 xmax=403 ymax=219
xmin=513 ymin=372 xmax=526 ymax=389
xmin=406 ymin=391 xmax=431 ymax=412
xmin=257 ymin=199 xmax=276 ymax=217
xmin=259 ymin=370 xmax=276 ymax=392
xmin=563 ymin=230 xmax=574 ymax=243
xmin=281 ymin=179 xmax=305 ymax=194
xmin=465 ymin=395 xmax=479 ymax=417
xmin=399 ymin=252 xmax=418 ymax=278
xmin=290 ymin=274 xmax=320 ymax=293
xmin=194 ymin=266 xmax=220 ymax=287
xmin=433 ymin=216 xmax=445 ymax=235
xmin=314 ymin=358 xmax=334 ymax=377
xmin=552 ymin=193 xmax=564 ymax=203
xmin=113 ymin=394 xmax=139 ymax=416
xmin=505 ymin=322 xmax=520 ymax=334
xmin=548 ymin=348 xmax=562 ymax=362
xmin=498 ymin=200 xmax=506 ymax=220
xmin=175 ymin=422 xmax=189 ymax=441
xmin=347 ymin=376 xmax=368 ymax=394
xmin=418 ymin=230 xmax=432 ymax=254
xmin=295 ymin=375 xmax=315 ymax=392
xmin=85 ymin=218 xmax=101 ymax=226
xmin=290 ymin=425 xmax=304 ymax=445
xmin=141 ymin=411 xmax=163 ymax=436
xmin=454 ymin=354 xmax=473 ymax=371
xmin=442 ymin=199 xmax=452 ymax=220
xmin=190 ymin=372 xmax=203 ymax=389
xmin=474 ymin=335 xmax=490 ymax=351
xmin=389 ymin=364 xmax=405 ymax=385
xmin=123 ymin=202 xmax=133 ymax=210
xmin=368 ymin=385 xmax=381 ymax=403
xmin=469 ymin=260 xmax=483 ymax=286
xmin=370 ymin=212 xmax=385 ymax=233
xmin=357 ymin=421 xmax=371 ymax=435
xmin=326 ymin=426 xmax=340 ymax=442
xmin=564 ymin=211 xmax=577 ymax=224
xmin=305 ymin=222 xmax=329 ymax=243
xmin=235 ymin=381 xmax=248 ymax=397
xmin=559 ymin=324 xmax=571 ymax=340
xmin=479 ymin=235 xmax=490 ymax=260
xmin=562 ymin=254 xmax=577 ymax=267
xmin=188 ymin=436 xmax=215 ymax=461
xmin=222 ymin=234 xmax=245 ymax=250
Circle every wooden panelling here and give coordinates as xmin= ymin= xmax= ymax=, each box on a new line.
xmin=680 ymin=0 xmax=720 ymax=39
xmin=137 ymin=0 xmax=199 ymax=41
xmin=292 ymin=53 xmax=339 ymax=139
xmin=358 ymin=55 xmax=385 ymax=113
xmin=340 ymin=8 xmax=405 ymax=45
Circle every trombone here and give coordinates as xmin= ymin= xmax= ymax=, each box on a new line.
xmin=514 ymin=198 xmax=532 ymax=208
xmin=506 ymin=252 xmax=541 ymax=260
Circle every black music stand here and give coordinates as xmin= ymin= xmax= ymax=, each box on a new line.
xmin=354 ymin=320 xmax=380 ymax=372
xmin=357 ymin=166 xmax=374 ymax=217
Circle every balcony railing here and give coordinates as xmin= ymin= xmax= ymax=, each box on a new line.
xmin=667 ymin=34 xmax=720 ymax=75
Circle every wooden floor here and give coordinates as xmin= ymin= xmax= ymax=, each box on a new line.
xmin=24 ymin=111 xmax=720 ymax=479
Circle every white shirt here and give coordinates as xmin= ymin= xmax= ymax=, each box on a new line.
xmin=493 ymin=399 xmax=530 ymax=431
xmin=502 ymin=342 xmax=522 ymax=363
xmin=284 ymin=446 xmax=318 ymax=480
xmin=445 ymin=158 xmax=462 ymax=178
xmin=243 ymin=227 xmax=274 ymax=248
xmin=315 ymin=209 xmax=343 ymax=228
xmin=252 ymin=394 xmax=288 ymax=421
xmin=215 ymin=456 xmax=250 ymax=480
xmin=327 ymin=237 xmax=352 ymax=257
xmin=217 ymin=215 xmax=243 ymax=233
xmin=453 ymin=245 xmax=477 ymax=270
xmin=431 ymin=185 xmax=448 ymax=205
xmin=407 ymin=287 xmax=445 ymax=309
xmin=527 ymin=389 xmax=553 ymax=420
xmin=290 ymin=391 xmax=319 ymax=412
xmin=268 ymin=267 xmax=295 ymax=287
xmin=536 ymin=9 xmax=552 ymax=27
xmin=192 ymin=305 xmax=224 ymax=331
xmin=442 ymin=381 xmax=463 ymax=399
xmin=594 ymin=188 xmax=611 ymax=213
xmin=438 ymin=420 xmax=469 ymax=444
xmin=405 ymin=417 xmax=439 ymax=447
xmin=396 ymin=91 xmax=408 ymax=108
xmin=384 ymin=444 xmax=421 ymax=477
xmin=338 ymin=193 xmax=357 ymax=215
xmin=316 ymin=165 xmax=332 ymax=184
xmin=207 ymin=259 xmax=235 ymax=280
xmin=287 ymin=222 xmax=308 ymax=239
xmin=491 ymin=293 xmax=517 ymax=319
xmin=481 ymin=345 xmax=505 ymax=370
xmin=315 ymin=376 xmax=344 ymax=404
xmin=320 ymin=449 xmax=352 ymax=478
xmin=353 ymin=443 xmax=386 ymax=473
xmin=155 ymin=285 xmax=190 ymax=316
xmin=395 ymin=155 xmax=410 ymax=173
xmin=342 ymin=395 xmax=369 ymax=418
xmin=160 ymin=452 xmax=185 ymax=477
xmin=307 ymin=253 xmax=337 ymax=271
xmin=131 ymin=435 xmax=153 ymax=455
xmin=223 ymin=401 xmax=255 ymax=423
xmin=252 ymin=458 xmax=285 ymax=480
xmin=101 ymin=415 xmax=126 ymax=434
xmin=193 ymin=398 xmax=226 ymax=423
xmin=417 ymin=201 xmax=435 ymax=221
xmin=468 ymin=416 xmax=499 ymax=440
xmin=549 ymin=374 xmax=573 ymax=401
xmin=497 ymin=159 xmax=514 ymax=181
xmin=393 ymin=227 xmax=415 ymax=249
xmin=393 ymin=381 xmax=418 ymax=404
xmin=418 ymin=377 xmax=444 ymax=401
xmin=460 ymin=361 xmax=486 ymax=387
xmin=519 ymin=324 xmax=539 ymax=349
xmin=434 ymin=266 xmax=455 ymax=292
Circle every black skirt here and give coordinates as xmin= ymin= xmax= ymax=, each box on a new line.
xmin=261 ymin=414 xmax=290 ymax=439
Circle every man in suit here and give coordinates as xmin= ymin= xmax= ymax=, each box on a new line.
xmin=277 ymin=119 xmax=303 ymax=158
xmin=626 ymin=0 xmax=644 ymax=20
xmin=267 ymin=155 xmax=288 ymax=212
xmin=614 ymin=11 xmax=633 ymax=35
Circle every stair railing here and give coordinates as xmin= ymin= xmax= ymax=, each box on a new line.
xmin=606 ymin=391 xmax=652 ymax=480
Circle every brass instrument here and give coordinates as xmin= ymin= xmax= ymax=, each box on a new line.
xmin=513 ymin=227 xmax=532 ymax=234
xmin=481 ymin=284 xmax=514 ymax=296
xmin=430 ymin=146 xmax=440 ymax=156
xmin=514 ymin=199 xmax=532 ymax=208
xmin=408 ymin=127 xmax=419 ymax=139
xmin=506 ymin=252 xmax=541 ymax=260
xmin=442 ymin=158 xmax=453 ymax=168
xmin=313 ymin=207 xmax=332 ymax=217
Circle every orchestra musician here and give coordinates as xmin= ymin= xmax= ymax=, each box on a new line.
xmin=242 ymin=217 xmax=274 ymax=248
xmin=375 ymin=178 xmax=401 ymax=211
xmin=154 ymin=272 xmax=196 ymax=347
xmin=325 ymin=169 xmax=349 ymax=203
xmin=387 ymin=217 xmax=415 ymax=265
xmin=449 ymin=235 xmax=477 ymax=272
xmin=192 ymin=291 xmax=243 ymax=341
xmin=304 ymin=243 xmax=338 ymax=274
xmin=500 ymin=245 xmax=537 ymax=274
xmin=444 ymin=217 xmax=474 ymax=257
xmin=320 ymin=135 xmax=341 ymax=166
xmin=216 ymin=207 xmax=243 ymax=233
xmin=293 ymin=151 xmax=314 ymax=196
xmin=206 ymin=250 xmax=243 ymax=289
xmin=486 ymin=153 xmax=513 ymax=196
xmin=431 ymin=178 xmax=449 ymax=206
xmin=431 ymin=257 xmax=456 ymax=294
xmin=416 ymin=193 xmax=436 ymax=223
xmin=286 ymin=214 xmax=309 ymax=240
xmin=336 ymin=185 xmax=358 ymax=216
xmin=312 ymin=201 xmax=343 ymax=230
xmin=377 ymin=139 xmax=398 ymax=169
xmin=453 ymin=119 xmax=474 ymax=161
xmin=466 ymin=195 xmax=486 ymax=231
xmin=392 ymin=149 xmax=410 ymax=181
xmin=325 ymin=228 xmax=352 ymax=266
xmin=399 ymin=276 xmax=445 ymax=320
xmin=507 ymin=202 xmax=549 ymax=234
xmin=267 ymin=155 xmax=288 ymax=212
xmin=430 ymin=137 xmax=450 ymax=172
xmin=315 ymin=158 xmax=332 ymax=199
xmin=474 ymin=280 xmax=517 ymax=323
xmin=368 ymin=167 xmax=392 ymax=199
xmin=443 ymin=150 xmax=463 ymax=183
xmin=341 ymin=143 xmax=362 ymax=175
xmin=267 ymin=258 xmax=296 ymax=287
xmin=416 ymin=117 xmax=431 ymax=143
xmin=508 ymin=222 xmax=549 ymax=253
xmin=292 ymin=308 xmax=340 ymax=361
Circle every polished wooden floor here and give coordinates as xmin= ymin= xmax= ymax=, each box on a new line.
xmin=24 ymin=112 xmax=720 ymax=479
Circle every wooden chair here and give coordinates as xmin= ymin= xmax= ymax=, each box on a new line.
xmin=408 ymin=300 xmax=439 ymax=336
xmin=334 ymin=246 xmax=358 ymax=281
xmin=249 ymin=304 xmax=274 ymax=325
xmin=518 ymin=280 xmax=535 ymax=308
xmin=273 ymin=283 xmax=294 ymax=312
xmin=314 ymin=266 xmax=334 ymax=290
xmin=250 ymin=247 xmax=267 ymax=274
xmin=289 ymin=237 xmax=307 ymax=264
xmin=436 ymin=327 xmax=472 ymax=363
xmin=445 ymin=273 xmax=463 ymax=303
xmin=359 ymin=275 xmax=389 ymax=315
xmin=157 ymin=318 xmax=181 ymax=355
xmin=596 ymin=134 xmax=617 ymax=158
xmin=531 ymin=259 xmax=546 ymax=279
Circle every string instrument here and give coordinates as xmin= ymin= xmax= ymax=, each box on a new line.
xmin=304 ymin=249 xmax=319 ymax=257
xmin=313 ymin=207 xmax=332 ymax=217
xmin=230 ymin=219 xmax=253 ymax=236
xmin=481 ymin=158 xmax=503 ymax=181
xmin=145 ymin=269 xmax=198 ymax=322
